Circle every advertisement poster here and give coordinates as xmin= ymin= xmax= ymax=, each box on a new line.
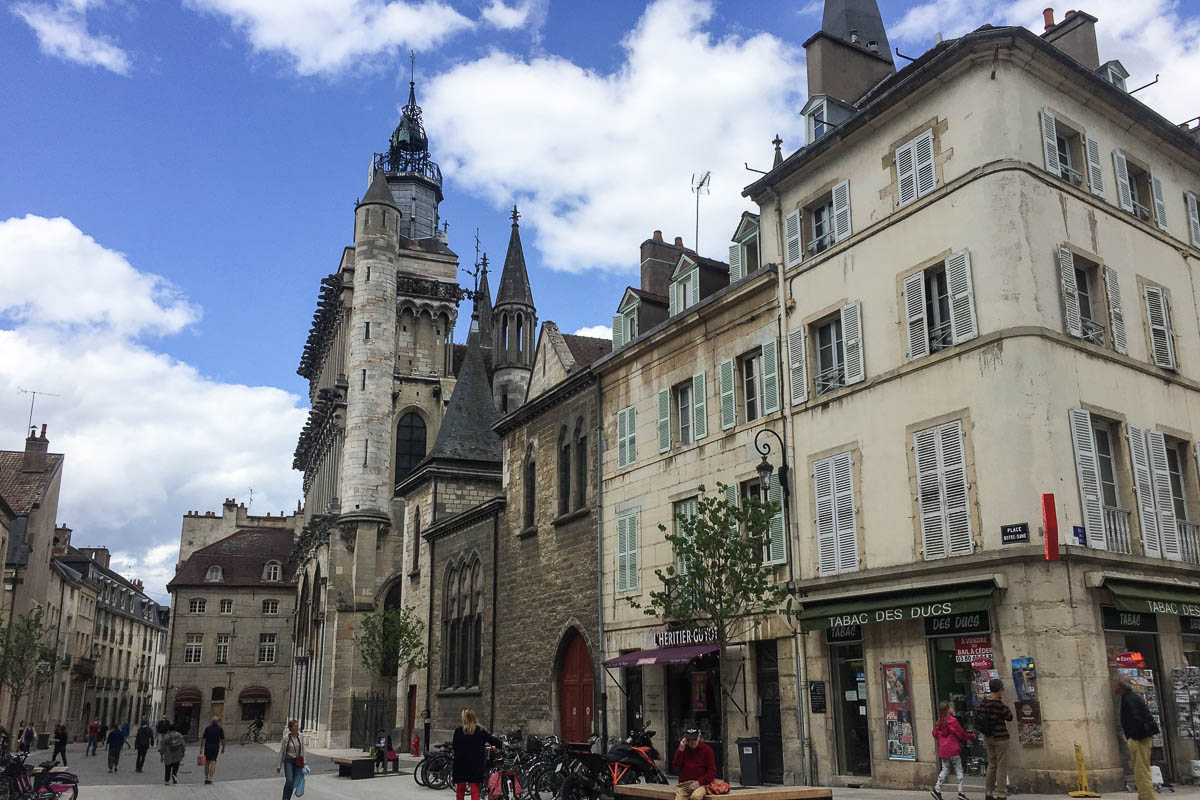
xmin=955 ymin=635 xmax=994 ymax=667
xmin=881 ymin=661 xmax=916 ymax=761
xmin=691 ymin=671 xmax=708 ymax=711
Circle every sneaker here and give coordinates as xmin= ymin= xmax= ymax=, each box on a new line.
xmin=205 ymin=779 xmax=212 ymax=784
xmin=958 ymin=794 xmax=970 ymax=800
xmin=173 ymin=775 xmax=178 ymax=784
xmin=165 ymin=781 xmax=171 ymax=785
xmin=931 ymin=791 xmax=943 ymax=800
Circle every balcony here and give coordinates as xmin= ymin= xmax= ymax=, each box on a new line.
xmin=807 ymin=230 xmax=835 ymax=257
xmin=1080 ymin=316 xmax=1106 ymax=346
xmin=72 ymin=657 xmax=96 ymax=679
xmin=1104 ymin=506 xmax=1133 ymax=554
xmin=1131 ymin=199 xmax=1151 ymax=223
xmin=814 ymin=364 xmax=846 ymax=397
xmin=929 ymin=321 xmax=953 ymax=354
xmin=1058 ymin=163 xmax=1084 ymax=187
xmin=1179 ymin=520 xmax=1200 ymax=565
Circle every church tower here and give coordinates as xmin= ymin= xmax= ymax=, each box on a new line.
xmin=491 ymin=207 xmax=537 ymax=413
xmin=377 ymin=74 xmax=444 ymax=240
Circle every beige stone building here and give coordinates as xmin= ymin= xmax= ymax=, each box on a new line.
xmin=37 ymin=543 xmax=100 ymax=736
xmin=739 ymin=1 xmax=1200 ymax=791
xmin=166 ymin=502 xmax=300 ymax=739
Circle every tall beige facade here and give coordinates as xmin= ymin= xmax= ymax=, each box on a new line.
xmin=37 ymin=550 xmax=99 ymax=737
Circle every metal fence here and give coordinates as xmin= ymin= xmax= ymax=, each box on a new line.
xmin=349 ymin=691 xmax=396 ymax=750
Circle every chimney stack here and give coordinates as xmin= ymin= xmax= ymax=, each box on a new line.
xmin=1043 ymin=8 xmax=1055 ymax=30
xmin=674 ymin=236 xmax=684 ymax=247
xmin=1040 ymin=7 xmax=1099 ymax=69
xmin=53 ymin=524 xmax=72 ymax=556
xmin=22 ymin=424 xmax=48 ymax=473
xmin=640 ymin=232 xmax=685 ymax=297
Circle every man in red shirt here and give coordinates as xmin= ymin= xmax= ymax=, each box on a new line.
xmin=86 ymin=720 xmax=100 ymax=757
xmin=673 ymin=728 xmax=716 ymax=800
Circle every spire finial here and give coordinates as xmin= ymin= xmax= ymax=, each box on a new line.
xmin=772 ymin=134 xmax=783 ymax=168
xmin=510 ymin=204 xmax=520 ymax=225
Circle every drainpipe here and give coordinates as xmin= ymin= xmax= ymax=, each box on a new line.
xmin=595 ymin=375 xmax=607 ymax=747
xmin=424 ymin=515 xmax=435 ymax=752
xmin=767 ymin=187 xmax=812 ymax=785
xmin=490 ymin=509 xmax=498 ymax=730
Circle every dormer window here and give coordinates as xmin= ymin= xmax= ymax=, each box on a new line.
xmin=205 ymin=566 xmax=223 ymax=582
xmin=808 ymin=100 xmax=827 ymax=141
xmin=1099 ymin=60 xmax=1129 ymax=92
xmin=669 ymin=256 xmax=700 ymax=316
xmin=728 ymin=215 xmax=760 ymax=284
xmin=611 ymin=298 xmax=639 ymax=351
xmin=1106 ymin=68 xmax=1125 ymax=91
xmin=264 ymin=561 xmax=281 ymax=582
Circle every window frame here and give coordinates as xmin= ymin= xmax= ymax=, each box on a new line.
xmin=615 ymin=513 xmax=639 ymax=593
xmin=264 ymin=561 xmax=281 ymax=582
xmin=188 ymin=598 xmax=206 ymax=614
xmin=215 ymin=633 xmax=230 ymax=665
xmin=219 ymin=599 xmax=232 ymax=615
xmin=205 ymin=566 xmax=223 ymax=582
xmin=257 ymin=633 xmax=277 ymax=664
xmin=262 ymin=599 xmax=280 ymax=616
xmin=740 ymin=349 xmax=764 ymax=422
xmin=184 ymin=633 xmax=203 ymax=664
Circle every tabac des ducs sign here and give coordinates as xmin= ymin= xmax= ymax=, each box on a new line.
xmin=826 ymin=600 xmax=961 ymax=629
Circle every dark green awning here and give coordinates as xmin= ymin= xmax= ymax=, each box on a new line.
xmin=1107 ymin=580 xmax=1200 ymax=616
xmin=797 ymin=583 xmax=995 ymax=631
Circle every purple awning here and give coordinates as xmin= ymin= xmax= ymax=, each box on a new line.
xmin=603 ymin=643 xmax=719 ymax=668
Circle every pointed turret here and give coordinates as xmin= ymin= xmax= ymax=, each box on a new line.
xmin=361 ymin=169 xmax=398 ymax=208
xmin=491 ymin=205 xmax=537 ymax=413
xmin=422 ymin=318 xmax=501 ymax=467
xmin=475 ymin=254 xmax=494 ymax=345
xmin=496 ymin=206 xmax=535 ymax=308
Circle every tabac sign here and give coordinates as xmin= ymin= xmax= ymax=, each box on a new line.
xmin=797 ymin=586 xmax=993 ymax=632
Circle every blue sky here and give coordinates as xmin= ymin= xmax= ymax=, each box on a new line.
xmin=2 ymin=0 xmax=1197 ymax=598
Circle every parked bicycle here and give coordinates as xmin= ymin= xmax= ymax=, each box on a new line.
xmin=0 ymin=751 xmax=79 ymax=800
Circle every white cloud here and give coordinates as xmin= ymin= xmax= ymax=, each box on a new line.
xmin=12 ymin=0 xmax=132 ymax=75
xmin=184 ymin=0 xmax=475 ymax=76
xmin=426 ymin=0 xmax=805 ymax=273
xmin=572 ymin=324 xmax=612 ymax=339
xmin=480 ymin=0 xmax=528 ymax=29
xmin=0 ymin=215 xmax=306 ymax=598
xmin=890 ymin=0 xmax=1200 ymax=123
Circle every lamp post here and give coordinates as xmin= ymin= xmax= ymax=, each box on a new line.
xmin=753 ymin=428 xmax=789 ymax=503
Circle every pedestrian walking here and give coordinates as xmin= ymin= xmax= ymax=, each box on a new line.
xmin=278 ymin=719 xmax=305 ymax=800
xmin=1115 ymin=677 xmax=1159 ymax=800
xmin=19 ymin=721 xmax=34 ymax=754
xmin=159 ymin=723 xmax=186 ymax=785
xmin=931 ymin=701 xmax=972 ymax=800
xmin=200 ymin=716 xmax=225 ymax=785
xmin=52 ymin=725 xmax=68 ymax=766
xmin=106 ymin=723 xmax=129 ymax=772
xmin=452 ymin=709 xmax=502 ymax=800
xmin=977 ymin=678 xmax=1013 ymax=800
xmin=121 ymin=721 xmax=130 ymax=739
xmin=98 ymin=721 xmax=108 ymax=750
xmin=155 ymin=715 xmax=170 ymax=746
xmin=134 ymin=717 xmax=154 ymax=772
xmin=86 ymin=719 xmax=100 ymax=756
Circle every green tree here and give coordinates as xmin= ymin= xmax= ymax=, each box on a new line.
xmin=0 ymin=608 xmax=52 ymax=731
xmin=354 ymin=605 xmax=428 ymax=678
xmin=629 ymin=484 xmax=790 ymax=778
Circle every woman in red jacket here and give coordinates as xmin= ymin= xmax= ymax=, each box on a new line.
xmin=931 ymin=701 xmax=972 ymax=800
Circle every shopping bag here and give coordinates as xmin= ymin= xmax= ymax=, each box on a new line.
xmin=386 ymin=748 xmax=397 ymax=761
xmin=295 ymin=764 xmax=310 ymax=797
xmin=197 ymin=754 xmax=206 ymax=767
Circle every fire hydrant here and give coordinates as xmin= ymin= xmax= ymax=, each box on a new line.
xmin=411 ymin=733 xmax=420 ymax=757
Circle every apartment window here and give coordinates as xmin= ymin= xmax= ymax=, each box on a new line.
xmin=184 ymin=634 xmax=202 ymax=664
xmin=1113 ymin=150 xmax=1167 ymax=231
xmin=673 ymin=497 xmax=698 ymax=575
xmin=728 ymin=232 xmax=760 ymax=284
xmin=1144 ymin=284 xmax=1177 ymax=370
xmin=1166 ymin=442 xmax=1188 ymax=521
xmin=1185 ymin=192 xmax=1200 ymax=248
xmin=1094 ymin=422 xmax=1119 ymax=508
xmin=262 ymin=599 xmax=279 ymax=615
xmin=205 ymin=566 xmax=223 ymax=582
xmin=814 ymin=317 xmax=843 ymax=396
xmin=1057 ymin=247 xmax=1126 ymax=353
xmin=612 ymin=303 xmax=639 ymax=350
xmin=742 ymin=350 xmax=763 ymax=421
xmin=616 ymin=405 xmax=637 ymax=467
xmin=810 ymin=200 xmax=833 ymax=256
xmin=615 ymin=514 xmax=639 ymax=592
xmin=676 ymin=381 xmax=693 ymax=445
xmin=808 ymin=100 xmax=827 ymax=141
xmin=814 ymin=451 xmax=856 ymax=576
xmin=903 ymin=251 xmax=978 ymax=361
xmin=264 ymin=561 xmax=281 ymax=582
xmin=1038 ymin=110 xmax=1098 ymax=190
xmin=188 ymin=598 xmax=206 ymax=614
xmin=895 ymin=129 xmax=936 ymax=208
xmin=1069 ymin=409 xmax=1132 ymax=554
xmin=669 ymin=258 xmax=700 ymax=316
xmin=215 ymin=634 xmax=229 ymax=665
xmin=257 ymin=633 xmax=277 ymax=664
xmin=914 ymin=420 xmax=973 ymax=560
xmin=219 ymin=598 xmax=232 ymax=614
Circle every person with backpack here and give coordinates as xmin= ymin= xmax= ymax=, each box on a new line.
xmin=931 ymin=701 xmax=972 ymax=800
xmin=1116 ymin=677 xmax=1160 ymax=800
xmin=135 ymin=717 xmax=155 ymax=772
xmin=106 ymin=723 xmax=130 ymax=772
xmin=159 ymin=723 xmax=186 ymax=785
xmin=156 ymin=715 xmax=171 ymax=746
xmin=976 ymin=678 xmax=1013 ymax=800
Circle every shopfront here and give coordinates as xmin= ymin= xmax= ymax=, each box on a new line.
xmin=926 ymin=611 xmax=994 ymax=783
xmin=826 ymin=624 xmax=870 ymax=777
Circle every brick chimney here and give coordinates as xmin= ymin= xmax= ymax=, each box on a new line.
xmin=53 ymin=524 xmax=72 ymax=556
xmin=22 ymin=424 xmax=48 ymax=473
xmin=1040 ymin=8 xmax=1100 ymax=70
xmin=640 ymin=231 xmax=683 ymax=298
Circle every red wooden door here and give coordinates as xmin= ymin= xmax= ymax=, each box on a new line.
xmin=558 ymin=631 xmax=594 ymax=742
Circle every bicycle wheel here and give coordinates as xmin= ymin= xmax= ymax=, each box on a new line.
xmin=239 ymin=733 xmax=250 ymax=746
xmin=415 ymin=757 xmax=431 ymax=786
xmin=37 ymin=785 xmax=78 ymax=800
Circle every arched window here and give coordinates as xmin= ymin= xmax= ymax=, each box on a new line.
xmin=524 ymin=447 xmax=537 ymax=529
xmin=516 ymin=314 xmax=524 ymax=360
xmin=574 ymin=418 xmax=587 ymax=510
xmin=205 ymin=566 xmax=223 ymax=582
xmin=442 ymin=564 xmax=457 ymax=687
xmin=500 ymin=315 xmax=509 ymax=364
xmin=457 ymin=565 xmax=470 ymax=685
xmin=395 ymin=413 xmax=427 ymax=488
xmin=558 ymin=428 xmax=571 ymax=516
xmin=264 ymin=560 xmax=281 ymax=582
xmin=470 ymin=558 xmax=482 ymax=685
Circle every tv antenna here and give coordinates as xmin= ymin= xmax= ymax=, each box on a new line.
xmin=247 ymin=487 xmax=254 ymax=512
xmin=16 ymin=386 xmax=60 ymax=431
xmin=691 ymin=171 xmax=711 ymax=251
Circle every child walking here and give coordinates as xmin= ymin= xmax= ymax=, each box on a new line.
xmin=932 ymin=700 xmax=972 ymax=800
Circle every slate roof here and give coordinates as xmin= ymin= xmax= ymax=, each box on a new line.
xmin=0 ymin=451 xmax=64 ymax=514
xmin=561 ymin=333 xmax=611 ymax=369
xmin=818 ymin=0 xmax=893 ymax=63
xmin=452 ymin=341 xmax=494 ymax=380
xmin=628 ymin=287 xmax=668 ymax=305
xmin=495 ymin=215 xmax=535 ymax=308
xmin=167 ymin=527 xmax=297 ymax=590
xmin=6 ymin=516 xmax=30 ymax=567
xmin=421 ymin=325 xmax=501 ymax=467
xmin=361 ymin=170 xmax=398 ymax=207
xmin=476 ymin=261 xmax=494 ymax=343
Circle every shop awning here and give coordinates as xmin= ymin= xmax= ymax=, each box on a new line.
xmin=238 ymin=686 xmax=272 ymax=703
xmin=174 ymin=687 xmax=201 ymax=706
xmin=796 ymin=583 xmax=995 ymax=631
xmin=603 ymin=642 xmax=719 ymax=668
xmin=1106 ymin=579 xmax=1200 ymax=616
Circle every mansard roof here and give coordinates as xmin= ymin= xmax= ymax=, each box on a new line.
xmin=495 ymin=210 xmax=535 ymax=309
xmin=166 ymin=528 xmax=297 ymax=590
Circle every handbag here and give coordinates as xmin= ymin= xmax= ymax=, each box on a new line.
xmin=386 ymin=748 xmax=397 ymax=761
xmin=197 ymin=754 xmax=206 ymax=767
xmin=295 ymin=755 xmax=305 ymax=768
xmin=708 ymin=780 xmax=731 ymax=795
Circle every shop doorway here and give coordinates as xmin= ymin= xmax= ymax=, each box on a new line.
xmin=558 ymin=630 xmax=594 ymax=743
xmin=666 ymin=653 xmax=723 ymax=778
xmin=831 ymin=643 xmax=871 ymax=776
xmin=754 ymin=641 xmax=785 ymax=783
xmin=1104 ymin=607 xmax=1174 ymax=782
xmin=928 ymin=636 xmax=990 ymax=783
xmin=624 ymin=666 xmax=643 ymax=737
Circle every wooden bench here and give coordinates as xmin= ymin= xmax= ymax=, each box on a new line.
xmin=331 ymin=756 xmax=375 ymax=779
xmin=613 ymin=784 xmax=832 ymax=800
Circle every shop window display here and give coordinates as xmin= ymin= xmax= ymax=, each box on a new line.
xmin=1104 ymin=611 xmax=1173 ymax=782
xmin=928 ymin=635 xmax=994 ymax=780
xmin=831 ymin=641 xmax=870 ymax=776
xmin=666 ymin=656 xmax=723 ymax=778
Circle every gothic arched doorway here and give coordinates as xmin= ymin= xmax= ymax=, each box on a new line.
xmin=558 ymin=630 xmax=594 ymax=743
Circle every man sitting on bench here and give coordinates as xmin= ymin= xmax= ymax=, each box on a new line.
xmin=673 ymin=729 xmax=716 ymax=800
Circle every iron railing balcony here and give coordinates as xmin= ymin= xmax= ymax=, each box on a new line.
xmin=1179 ymin=520 xmax=1200 ymax=565
xmin=807 ymin=231 xmax=835 ymax=256
xmin=1080 ymin=316 xmax=1107 ymax=346
xmin=1104 ymin=506 xmax=1132 ymax=554
xmin=815 ymin=363 xmax=846 ymax=396
xmin=1131 ymin=199 xmax=1151 ymax=223
xmin=929 ymin=321 xmax=953 ymax=353
xmin=1059 ymin=163 xmax=1084 ymax=187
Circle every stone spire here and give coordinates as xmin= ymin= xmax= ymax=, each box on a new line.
xmin=361 ymin=169 xmax=398 ymax=207
xmin=495 ymin=205 xmax=535 ymax=308
xmin=422 ymin=319 xmax=500 ymax=467
xmin=475 ymin=254 xmax=494 ymax=344
xmin=490 ymin=205 xmax=537 ymax=412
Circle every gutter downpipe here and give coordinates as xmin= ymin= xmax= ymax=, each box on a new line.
xmin=767 ymin=186 xmax=813 ymax=785
xmin=595 ymin=375 xmax=607 ymax=749
xmin=490 ymin=508 xmax=498 ymax=730
xmin=424 ymin=478 xmax=437 ymax=753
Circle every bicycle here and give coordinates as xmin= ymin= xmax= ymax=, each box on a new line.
xmin=239 ymin=724 xmax=268 ymax=745
xmin=0 ymin=752 xmax=78 ymax=800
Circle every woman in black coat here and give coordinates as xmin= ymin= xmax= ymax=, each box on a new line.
xmin=452 ymin=709 xmax=501 ymax=800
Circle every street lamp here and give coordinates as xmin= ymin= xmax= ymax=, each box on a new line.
xmin=753 ymin=428 xmax=789 ymax=503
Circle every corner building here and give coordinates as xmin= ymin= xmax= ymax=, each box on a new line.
xmin=745 ymin=2 xmax=1200 ymax=791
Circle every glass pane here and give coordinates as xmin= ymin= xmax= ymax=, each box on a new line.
xmin=1094 ymin=426 xmax=1119 ymax=507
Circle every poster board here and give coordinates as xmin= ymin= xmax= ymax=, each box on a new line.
xmin=881 ymin=661 xmax=916 ymax=761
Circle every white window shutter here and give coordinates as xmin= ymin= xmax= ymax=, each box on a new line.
xmin=946 ymin=249 xmax=978 ymax=344
xmin=1085 ymin=136 xmax=1105 ymax=197
xmin=1127 ymin=425 xmax=1161 ymax=558
xmin=896 ymin=140 xmax=917 ymax=207
xmin=669 ymin=281 xmax=680 ymax=317
xmin=903 ymin=271 xmax=929 ymax=361
xmin=616 ymin=515 xmax=629 ymax=591
xmin=688 ymin=270 xmax=700 ymax=307
xmin=814 ymin=457 xmax=837 ymax=576
xmin=766 ymin=473 xmax=786 ymax=565
xmin=1145 ymin=285 xmax=1176 ymax=369
xmin=832 ymin=451 xmax=857 ymax=574
xmin=692 ymin=372 xmax=707 ymax=440
xmin=612 ymin=315 xmax=624 ymax=350
xmin=787 ymin=327 xmax=808 ymax=405
xmin=1186 ymin=192 xmax=1200 ymax=247
xmin=728 ymin=244 xmax=743 ymax=284
xmin=832 ymin=179 xmax=852 ymax=242
xmin=1068 ymin=408 xmax=1107 ymax=549
xmin=761 ymin=338 xmax=780 ymax=415
xmin=657 ymin=388 xmax=671 ymax=454
xmin=1039 ymin=110 xmax=1060 ymax=176
xmin=627 ymin=406 xmax=637 ymax=462
xmin=617 ymin=408 xmax=628 ymax=467
xmin=1150 ymin=174 xmax=1169 ymax=231
xmin=784 ymin=210 xmax=802 ymax=268
xmin=840 ymin=300 xmax=865 ymax=385
xmin=914 ymin=426 xmax=946 ymax=560
xmin=940 ymin=421 xmax=972 ymax=556
xmin=1145 ymin=430 xmax=1181 ymax=560
xmin=914 ymin=130 xmax=936 ymax=199
xmin=723 ymin=483 xmax=738 ymax=536
xmin=719 ymin=358 xmax=736 ymax=430
xmin=1113 ymin=150 xmax=1134 ymax=212
xmin=1058 ymin=245 xmax=1082 ymax=338
xmin=1103 ymin=266 xmax=1127 ymax=354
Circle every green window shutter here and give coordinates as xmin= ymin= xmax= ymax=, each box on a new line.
xmin=617 ymin=408 xmax=628 ymax=468
xmin=688 ymin=269 xmax=700 ymax=307
xmin=616 ymin=515 xmax=628 ymax=591
xmin=692 ymin=372 xmax=707 ymax=440
xmin=627 ymin=406 xmax=637 ymax=462
xmin=766 ymin=473 xmax=786 ymax=565
xmin=719 ymin=358 xmax=736 ymax=430
xmin=723 ymin=483 xmax=738 ymax=535
xmin=761 ymin=338 xmax=779 ymax=414
xmin=728 ymin=244 xmax=743 ymax=283
xmin=669 ymin=281 xmax=681 ymax=317
xmin=612 ymin=315 xmax=624 ymax=350
xmin=657 ymin=388 xmax=671 ymax=453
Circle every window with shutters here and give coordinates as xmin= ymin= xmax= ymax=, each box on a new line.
xmin=669 ymin=259 xmax=701 ymax=316
xmin=615 ymin=513 xmax=639 ymax=592
xmin=813 ymin=316 xmax=844 ymax=395
xmin=1056 ymin=247 xmax=1125 ymax=352
xmin=902 ymin=252 xmax=979 ymax=361
xmin=894 ymin=129 xmax=937 ymax=208
xmin=1069 ymin=409 xmax=1132 ymax=553
xmin=729 ymin=232 xmax=760 ymax=285
xmin=1143 ymin=283 xmax=1177 ymax=370
xmin=1113 ymin=150 xmax=1164 ymax=228
xmin=808 ymin=99 xmax=827 ymax=141
xmin=616 ymin=405 xmax=637 ymax=467
xmin=1038 ymin=110 xmax=1092 ymax=189
xmin=813 ymin=450 xmax=857 ymax=575
xmin=673 ymin=497 xmax=698 ymax=574
xmin=674 ymin=380 xmax=693 ymax=446
xmin=799 ymin=181 xmax=852 ymax=259
xmin=740 ymin=350 xmax=763 ymax=422
xmin=912 ymin=419 xmax=973 ymax=560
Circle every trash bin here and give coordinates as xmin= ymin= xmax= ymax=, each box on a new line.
xmin=735 ymin=737 xmax=760 ymax=786
xmin=36 ymin=732 xmax=50 ymax=750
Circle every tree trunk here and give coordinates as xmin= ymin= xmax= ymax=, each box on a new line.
xmin=716 ymin=626 xmax=730 ymax=782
